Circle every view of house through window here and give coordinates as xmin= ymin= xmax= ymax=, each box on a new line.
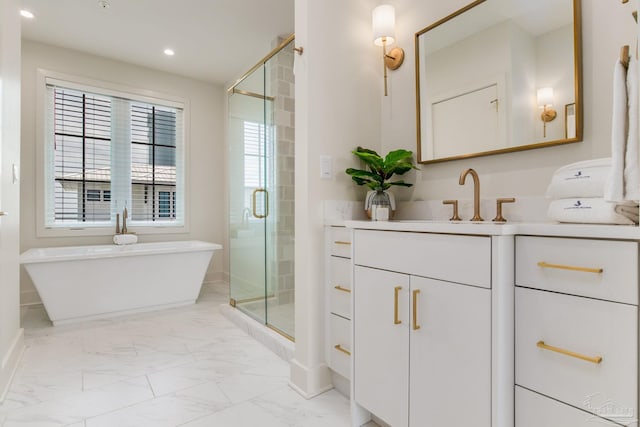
xmin=47 ymin=82 xmax=184 ymax=229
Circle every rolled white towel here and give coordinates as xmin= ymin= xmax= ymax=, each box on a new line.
xmin=547 ymin=198 xmax=638 ymax=225
xmin=546 ymin=158 xmax=611 ymax=199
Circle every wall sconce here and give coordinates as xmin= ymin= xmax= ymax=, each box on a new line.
xmin=372 ymin=4 xmax=404 ymax=96
xmin=537 ymin=87 xmax=557 ymax=137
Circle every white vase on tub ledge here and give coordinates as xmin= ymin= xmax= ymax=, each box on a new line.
xmin=365 ymin=190 xmax=396 ymax=220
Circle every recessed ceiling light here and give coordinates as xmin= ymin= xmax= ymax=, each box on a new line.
xmin=164 ymin=49 xmax=175 ymax=56
xmin=20 ymin=10 xmax=35 ymax=19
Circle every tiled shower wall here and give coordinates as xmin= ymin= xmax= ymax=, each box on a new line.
xmin=269 ymin=37 xmax=295 ymax=308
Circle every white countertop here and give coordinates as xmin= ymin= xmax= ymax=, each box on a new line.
xmin=344 ymin=220 xmax=640 ymax=240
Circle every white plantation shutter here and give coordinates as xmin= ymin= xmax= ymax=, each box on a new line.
xmin=243 ymin=121 xmax=267 ymax=214
xmin=44 ymin=79 xmax=184 ymax=229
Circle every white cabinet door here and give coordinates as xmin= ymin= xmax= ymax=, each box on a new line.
xmin=354 ymin=266 xmax=410 ymax=427
xmin=409 ymin=276 xmax=492 ymax=427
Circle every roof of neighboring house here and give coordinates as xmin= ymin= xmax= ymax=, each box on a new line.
xmin=56 ymin=164 xmax=176 ymax=185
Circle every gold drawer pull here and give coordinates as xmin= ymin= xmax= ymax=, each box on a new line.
xmin=334 ymin=241 xmax=351 ymax=245
xmin=537 ymin=341 xmax=602 ymax=364
xmin=334 ymin=285 xmax=351 ymax=293
xmin=537 ymin=261 xmax=603 ymax=274
xmin=412 ymin=289 xmax=421 ymax=331
xmin=394 ymin=286 xmax=402 ymax=325
xmin=334 ymin=344 xmax=351 ymax=356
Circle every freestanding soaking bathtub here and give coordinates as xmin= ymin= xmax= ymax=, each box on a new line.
xmin=20 ymin=240 xmax=222 ymax=325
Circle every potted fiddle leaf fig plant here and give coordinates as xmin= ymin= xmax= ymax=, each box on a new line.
xmin=345 ymin=146 xmax=418 ymax=219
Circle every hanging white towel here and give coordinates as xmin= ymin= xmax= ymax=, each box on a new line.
xmin=605 ymin=59 xmax=628 ymax=202
xmin=624 ymin=57 xmax=640 ymax=200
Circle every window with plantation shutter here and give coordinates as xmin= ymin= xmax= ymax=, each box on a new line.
xmin=44 ymin=78 xmax=185 ymax=231
xmin=52 ymin=88 xmax=112 ymax=223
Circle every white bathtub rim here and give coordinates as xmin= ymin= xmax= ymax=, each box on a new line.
xmin=20 ymin=240 xmax=222 ymax=264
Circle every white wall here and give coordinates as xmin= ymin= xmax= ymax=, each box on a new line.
xmin=0 ymin=0 xmax=25 ymax=401
xmin=20 ymin=41 xmax=227 ymax=305
xmin=385 ymin=0 xmax=637 ymax=202
xmin=291 ymin=0 xmax=380 ymax=397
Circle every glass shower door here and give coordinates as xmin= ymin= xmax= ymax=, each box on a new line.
xmin=228 ymin=37 xmax=295 ymax=340
xmin=228 ymin=69 xmax=268 ymax=325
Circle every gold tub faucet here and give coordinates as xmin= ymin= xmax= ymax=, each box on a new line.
xmin=459 ymin=168 xmax=483 ymax=221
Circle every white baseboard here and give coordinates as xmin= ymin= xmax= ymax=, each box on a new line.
xmin=289 ymin=358 xmax=333 ymax=399
xmin=0 ymin=328 xmax=24 ymax=402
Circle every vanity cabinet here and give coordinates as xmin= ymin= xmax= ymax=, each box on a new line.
xmin=515 ymin=236 xmax=639 ymax=426
xmin=325 ymin=226 xmax=353 ymax=380
xmin=352 ymin=229 xmax=511 ymax=427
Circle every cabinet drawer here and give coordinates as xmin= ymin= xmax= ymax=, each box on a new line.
xmin=354 ymin=230 xmax=491 ymax=288
xmin=516 ymin=386 xmax=621 ymax=427
xmin=328 ymin=314 xmax=351 ymax=379
xmin=329 ymin=227 xmax=352 ymax=258
xmin=329 ymin=256 xmax=351 ymax=319
xmin=516 ymin=236 xmax=638 ymax=305
xmin=516 ymin=287 xmax=637 ymax=422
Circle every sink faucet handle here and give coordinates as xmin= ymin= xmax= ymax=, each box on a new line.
xmin=493 ymin=198 xmax=516 ymax=222
xmin=442 ymin=199 xmax=462 ymax=221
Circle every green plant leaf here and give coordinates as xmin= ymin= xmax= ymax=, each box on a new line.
xmin=383 ymin=149 xmax=418 ymax=177
xmin=353 ymin=147 xmax=384 ymax=173
xmin=345 ymin=168 xmax=383 ymax=187
xmin=388 ymin=180 xmax=414 ymax=188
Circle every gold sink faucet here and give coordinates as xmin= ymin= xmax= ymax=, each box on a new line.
xmin=459 ymin=168 xmax=483 ymax=221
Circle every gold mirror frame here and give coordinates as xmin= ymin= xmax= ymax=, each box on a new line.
xmin=415 ymin=0 xmax=583 ymax=164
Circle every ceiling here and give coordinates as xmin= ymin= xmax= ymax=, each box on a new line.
xmin=20 ymin=0 xmax=295 ymax=86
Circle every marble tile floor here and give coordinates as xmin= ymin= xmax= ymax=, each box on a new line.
xmin=2 ymin=282 xmax=377 ymax=427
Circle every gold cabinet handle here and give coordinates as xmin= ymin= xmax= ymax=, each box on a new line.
xmin=333 ymin=241 xmax=351 ymax=245
xmin=537 ymin=341 xmax=602 ymax=364
xmin=334 ymin=285 xmax=351 ymax=293
xmin=334 ymin=344 xmax=351 ymax=356
xmin=412 ymin=289 xmax=421 ymax=330
xmin=537 ymin=261 xmax=603 ymax=274
xmin=393 ymin=286 xmax=402 ymax=325
xmin=251 ymin=188 xmax=269 ymax=219
xmin=0 ymin=211 xmax=6 ymax=216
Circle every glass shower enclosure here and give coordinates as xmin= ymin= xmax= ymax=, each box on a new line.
xmin=227 ymin=35 xmax=295 ymax=340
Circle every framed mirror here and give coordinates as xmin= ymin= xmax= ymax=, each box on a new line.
xmin=415 ymin=0 xmax=582 ymax=164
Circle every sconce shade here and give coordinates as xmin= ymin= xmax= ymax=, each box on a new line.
xmin=373 ymin=5 xmax=396 ymax=46
xmin=537 ymin=87 xmax=554 ymax=106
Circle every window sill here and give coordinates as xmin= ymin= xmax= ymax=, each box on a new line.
xmin=36 ymin=224 xmax=188 ymax=238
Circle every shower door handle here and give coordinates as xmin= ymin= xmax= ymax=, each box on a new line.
xmin=252 ymin=188 xmax=269 ymax=219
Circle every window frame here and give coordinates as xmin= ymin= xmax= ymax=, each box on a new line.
xmin=36 ymin=69 xmax=191 ymax=237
